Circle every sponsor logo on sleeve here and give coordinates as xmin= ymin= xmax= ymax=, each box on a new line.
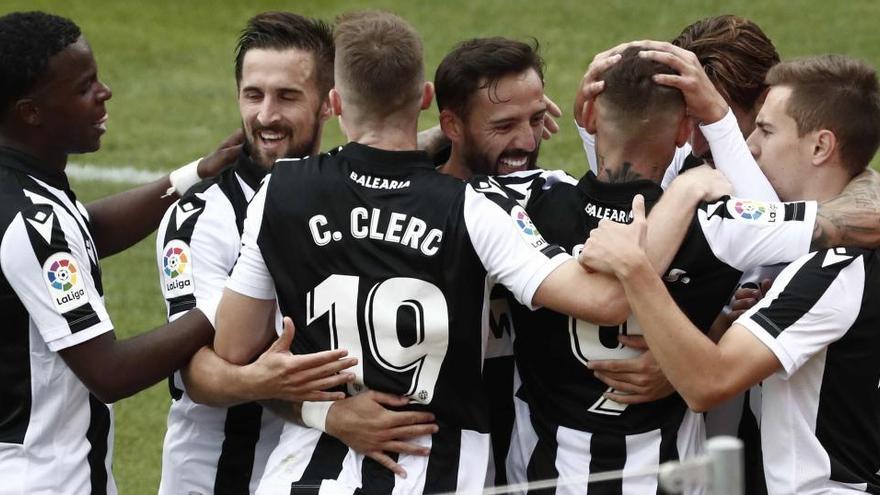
xmin=727 ymin=199 xmax=778 ymax=224
xmin=511 ymin=206 xmax=547 ymax=249
xmin=162 ymin=240 xmax=194 ymax=298
xmin=43 ymin=252 xmax=89 ymax=313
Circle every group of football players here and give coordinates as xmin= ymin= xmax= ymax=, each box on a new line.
xmin=1 ymin=8 xmax=880 ymax=495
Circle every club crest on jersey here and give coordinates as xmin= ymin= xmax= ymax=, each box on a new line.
xmin=728 ymin=199 xmax=778 ymax=224
xmin=42 ymin=252 xmax=89 ymax=313
xmin=162 ymin=240 xmax=194 ymax=297
xmin=511 ymin=206 xmax=547 ymax=249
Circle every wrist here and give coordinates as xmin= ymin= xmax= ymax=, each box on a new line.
xmin=616 ymin=249 xmax=652 ymax=281
xmin=702 ymin=101 xmax=729 ymax=126
xmin=667 ymin=175 xmax=706 ymax=206
xmin=301 ymin=400 xmax=334 ymax=432
xmin=163 ymin=158 xmax=203 ymax=198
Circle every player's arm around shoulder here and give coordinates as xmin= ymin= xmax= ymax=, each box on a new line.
xmin=813 ymin=168 xmax=880 ymax=250
xmin=463 ymin=178 xmax=627 ymax=324
xmin=580 ymin=197 xmax=782 ymax=412
xmin=644 ymin=165 xmax=733 ymax=273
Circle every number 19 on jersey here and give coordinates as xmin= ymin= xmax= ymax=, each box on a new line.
xmin=306 ymin=274 xmax=450 ymax=404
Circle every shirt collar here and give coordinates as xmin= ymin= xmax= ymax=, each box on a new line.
xmin=0 ymin=146 xmax=71 ymax=190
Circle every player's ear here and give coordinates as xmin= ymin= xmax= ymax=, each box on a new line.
xmin=318 ymin=93 xmax=333 ymax=122
xmin=420 ymin=82 xmax=434 ymax=110
xmin=439 ymin=109 xmax=462 ymax=143
xmin=329 ymin=88 xmax=342 ymax=117
xmin=812 ymin=129 xmax=837 ymax=167
xmin=583 ymin=98 xmax=598 ymax=134
xmin=675 ymin=115 xmax=692 ymax=148
xmin=15 ymin=98 xmax=40 ymax=126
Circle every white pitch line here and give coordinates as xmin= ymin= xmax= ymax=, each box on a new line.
xmin=67 ymin=162 xmax=166 ymax=185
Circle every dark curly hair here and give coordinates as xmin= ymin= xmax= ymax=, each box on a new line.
xmin=0 ymin=11 xmax=81 ymax=114
xmin=435 ymin=37 xmax=544 ymax=119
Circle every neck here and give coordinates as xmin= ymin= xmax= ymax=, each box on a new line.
xmin=799 ymin=163 xmax=852 ymax=202
xmin=439 ymin=148 xmax=472 ymax=179
xmin=0 ymin=133 xmax=67 ymax=171
xmin=595 ymin=134 xmax=669 ymax=185
xmin=343 ymin=114 xmax=420 ymax=152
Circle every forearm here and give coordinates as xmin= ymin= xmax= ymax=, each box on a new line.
xmin=74 ymin=310 xmax=213 ymax=403
xmin=702 ymin=110 xmax=778 ymax=201
xmin=617 ymin=258 xmax=728 ymax=411
xmin=86 ymin=176 xmax=176 ymax=257
xmin=536 ymin=260 xmax=628 ymax=325
xmin=182 ymin=345 xmax=257 ymax=407
xmin=645 ymin=180 xmax=703 ymax=273
xmin=813 ymin=168 xmax=880 ymax=250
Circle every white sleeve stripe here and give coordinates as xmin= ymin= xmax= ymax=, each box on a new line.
xmin=738 ymin=317 xmax=797 ymax=375
xmin=520 ymin=253 xmax=571 ymax=309
xmin=46 ymin=320 xmax=114 ymax=352
xmin=737 ymin=251 xmax=865 ymax=377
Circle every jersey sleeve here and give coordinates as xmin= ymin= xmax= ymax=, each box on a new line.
xmin=696 ymin=197 xmax=817 ymax=272
xmin=700 ymin=109 xmax=779 ymax=201
xmin=0 ymin=203 xmax=113 ymax=352
xmin=225 ymin=176 xmax=276 ymax=301
xmin=575 ymin=120 xmax=599 ymax=175
xmin=735 ymin=248 xmax=864 ymax=378
xmin=492 ymin=168 xmax=578 ymax=208
xmin=464 ymin=178 xmax=570 ymax=309
xmin=156 ymin=187 xmax=240 ymax=327
xmin=575 ymin=120 xmax=691 ymax=190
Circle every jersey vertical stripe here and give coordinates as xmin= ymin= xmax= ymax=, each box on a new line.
xmin=0 ymin=147 xmax=115 ymax=494
xmin=738 ymin=248 xmax=879 ymax=493
xmin=157 ymin=154 xmax=282 ymax=495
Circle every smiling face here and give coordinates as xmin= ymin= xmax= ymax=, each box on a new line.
xmin=456 ymin=68 xmax=546 ymax=175
xmin=238 ymin=47 xmax=328 ymax=169
xmin=29 ymin=36 xmax=112 ymax=155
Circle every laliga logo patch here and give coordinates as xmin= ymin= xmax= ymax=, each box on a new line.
xmin=43 ymin=252 xmax=88 ymax=313
xmin=511 ymin=206 xmax=546 ymax=249
xmin=162 ymin=240 xmax=194 ymax=297
xmin=728 ymin=199 xmax=778 ymax=224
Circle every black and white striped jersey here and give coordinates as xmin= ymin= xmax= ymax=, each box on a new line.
xmin=0 ymin=147 xmax=115 ymax=494
xmin=155 ymin=151 xmax=283 ymax=495
xmin=227 ymin=142 xmax=569 ymax=493
xmin=483 ymin=284 xmax=518 ymax=486
xmin=737 ymin=247 xmax=880 ymax=495
xmin=499 ymin=169 xmax=816 ymax=492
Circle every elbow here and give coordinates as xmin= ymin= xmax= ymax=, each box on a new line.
xmin=595 ymin=290 xmax=630 ymax=325
xmin=215 ymin=344 xmax=253 ymax=366
xmin=681 ymin=383 xmax=730 ymax=413
xmin=88 ymin=380 xmax=133 ymax=405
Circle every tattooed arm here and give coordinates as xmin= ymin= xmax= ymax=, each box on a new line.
xmin=812 ymin=168 xmax=880 ymax=250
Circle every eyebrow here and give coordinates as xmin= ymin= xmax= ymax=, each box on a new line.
xmin=756 ymin=120 xmax=775 ymax=131
xmin=74 ymin=69 xmax=96 ymax=87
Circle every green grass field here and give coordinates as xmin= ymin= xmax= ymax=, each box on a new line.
xmin=5 ymin=0 xmax=880 ymax=492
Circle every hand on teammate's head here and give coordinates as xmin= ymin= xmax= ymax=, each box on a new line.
xmin=542 ymin=95 xmax=562 ymax=140
xmin=635 ymin=40 xmax=729 ymax=125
